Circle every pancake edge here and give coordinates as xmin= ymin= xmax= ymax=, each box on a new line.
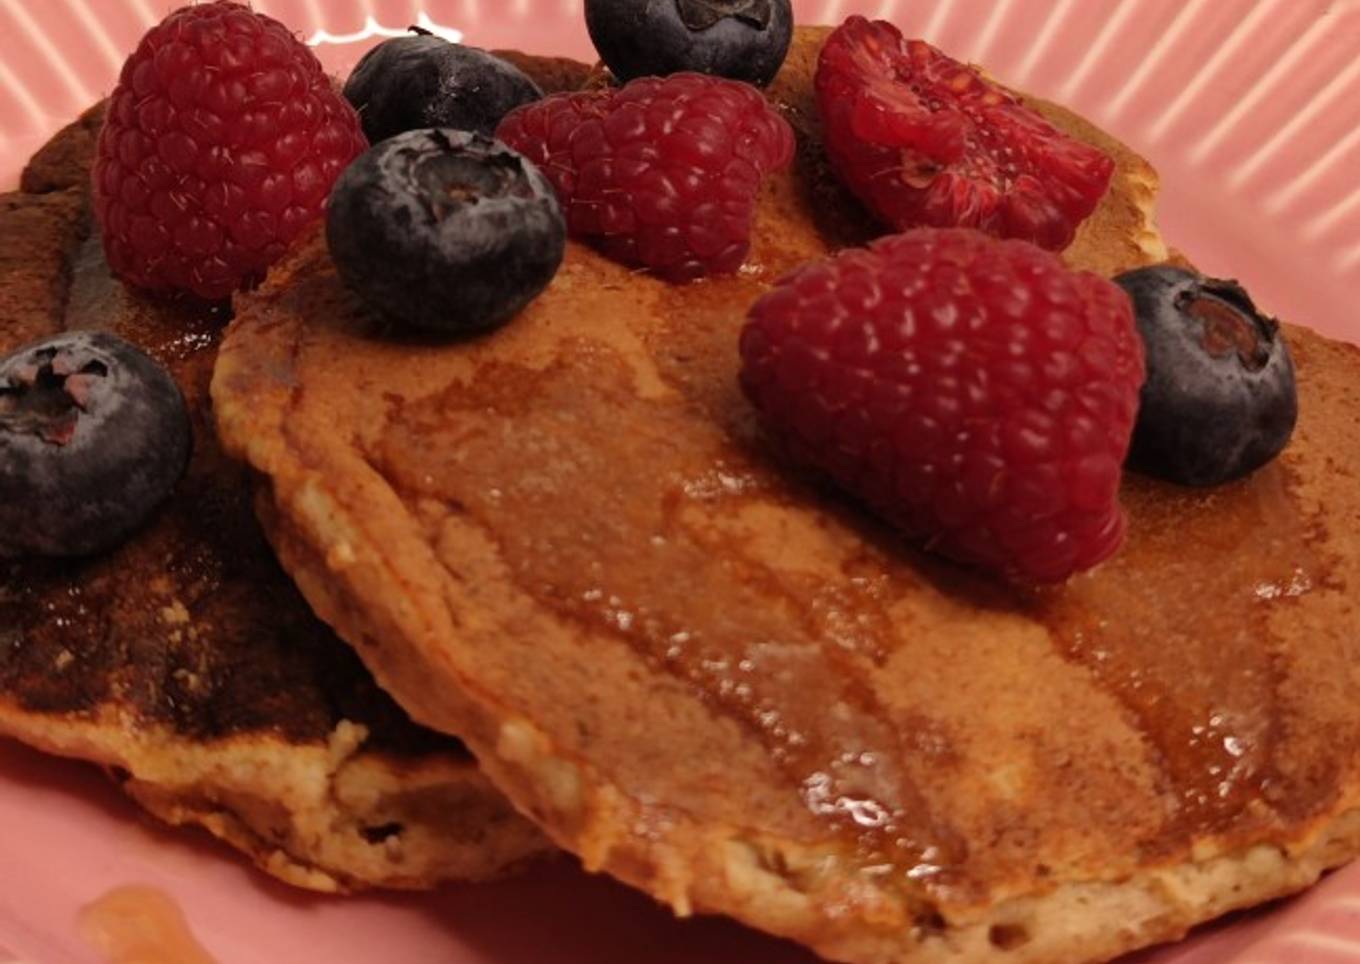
xmin=236 ymin=389 xmax=1360 ymax=960
xmin=0 ymin=696 xmax=548 ymax=893
xmin=0 ymin=184 xmax=553 ymax=896
xmin=209 ymin=27 xmax=1360 ymax=962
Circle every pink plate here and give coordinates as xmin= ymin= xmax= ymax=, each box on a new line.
xmin=2 ymin=2 xmax=1360 ymax=962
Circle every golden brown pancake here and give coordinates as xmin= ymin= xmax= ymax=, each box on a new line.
xmin=213 ymin=26 xmax=1360 ymax=962
xmin=0 ymin=45 xmax=602 ymax=891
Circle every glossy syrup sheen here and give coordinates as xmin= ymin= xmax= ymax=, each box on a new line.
xmin=314 ymin=29 xmax=1336 ymax=899
xmin=381 ymin=346 xmax=964 ymax=875
xmin=1034 ymin=465 xmax=1327 ymax=843
xmin=376 ymin=249 xmax=1328 ymax=888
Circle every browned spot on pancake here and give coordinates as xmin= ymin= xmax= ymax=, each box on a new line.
xmin=0 ymin=222 xmax=458 ymax=759
xmin=0 ymin=460 xmax=451 ymax=756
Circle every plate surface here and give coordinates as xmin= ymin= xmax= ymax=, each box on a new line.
xmin=2 ymin=1 xmax=1360 ymax=962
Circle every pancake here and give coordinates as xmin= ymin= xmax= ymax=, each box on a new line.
xmin=0 ymin=188 xmax=549 ymax=895
xmin=213 ymin=25 xmax=1360 ymax=963
xmin=0 ymin=44 xmax=598 ymax=892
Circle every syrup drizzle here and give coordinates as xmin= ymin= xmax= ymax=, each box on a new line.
xmin=78 ymin=886 xmax=216 ymax=964
xmin=354 ymin=86 xmax=1342 ymax=890
xmin=1033 ymin=464 xmax=1327 ymax=845
xmin=375 ymin=235 xmax=1331 ymax=896
xmin=380 ymin=349 xmax=964 ymax=878
xmin=647 ymin=251 xmax=1332 ymax=854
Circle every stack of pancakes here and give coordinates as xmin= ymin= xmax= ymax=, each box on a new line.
xmin=0 ymin=51 xmax=593 ymax=895
xmin=6 ymin=25 xmax=1360 ymax=964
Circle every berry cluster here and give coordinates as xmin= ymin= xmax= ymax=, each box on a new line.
xmin=69 ymin=1 xmax=1296 ymax=584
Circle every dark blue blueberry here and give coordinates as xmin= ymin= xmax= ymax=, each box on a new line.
xmin=585 ymin=0 xmax=793 ymax=86
xmin=343 ymin=31 xmax=543 ymax=144
xmin=326 ymin=129 xmax=566 ymax=335
xmin=0 ymin=332 xmax=191 ymax=557
xmin=1115 ymin=265 xmax=1297 ymax=487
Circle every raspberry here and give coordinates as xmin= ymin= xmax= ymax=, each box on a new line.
xmin=92 ymin=1 xmax=366 ymax=301
xmin=496 ymin=72 xmax=793 ymax=282
xmin=815 ymin=16 xmax=1114 ymax=251
xmin=739 ymin=228 xmax=1144 ymax=583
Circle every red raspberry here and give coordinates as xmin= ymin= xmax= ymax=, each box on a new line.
xmin=92 ymin=1 xmax=366 ymax=301
xmin=739 ymin=228 xmax=1144 ymax=583
xmin=815 ymin=16 xmax=1114 ymax=251
xmin=496 ymin=72 xmax=793 ymax=282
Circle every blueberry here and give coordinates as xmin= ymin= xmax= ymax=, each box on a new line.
xmin=326 ymin=129 xmax=566 ymax=335
xmin=343 ymin=31 xmax=543 ymax=144
xmin=1114 ymin=265 xmax=1297 ymax=486
xmin=585 ymin=0 xmax=793 ymax=86
xmin=0 ymin=332 xmax=191 ymax=557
